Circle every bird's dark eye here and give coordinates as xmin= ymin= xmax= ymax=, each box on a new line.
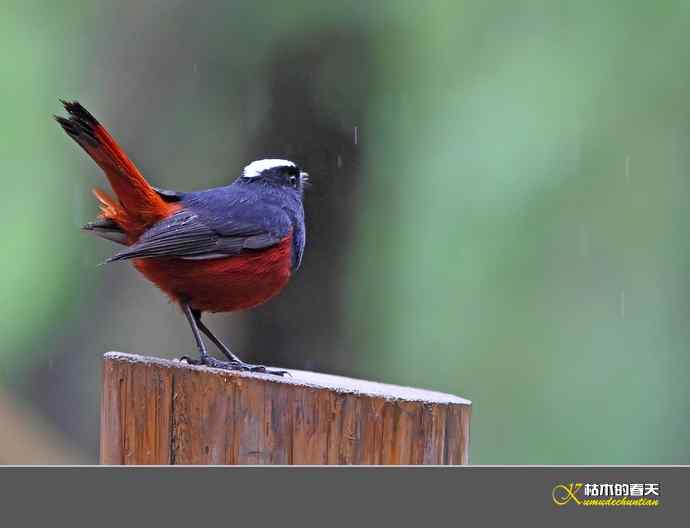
xmin=285 ymin=166 xmax=299 ymax=186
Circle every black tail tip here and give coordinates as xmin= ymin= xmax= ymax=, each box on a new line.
xmin=55 ymin=99 xmax=99 ymax=142
xmin=58 ymin=99 xmax=98 ymax=125
xmin=54 ymin=114 xmax=79 ymax=137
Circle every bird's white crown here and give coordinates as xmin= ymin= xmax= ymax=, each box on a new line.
xmin=243 ymin=159 xmax=296 ymax=178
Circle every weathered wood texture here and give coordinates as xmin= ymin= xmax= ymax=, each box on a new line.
xmin=100 ymin=352 xmax=471 ymax=465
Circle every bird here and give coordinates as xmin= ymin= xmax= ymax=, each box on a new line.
xmin=55 ymin=100 xmax=307 ymax=375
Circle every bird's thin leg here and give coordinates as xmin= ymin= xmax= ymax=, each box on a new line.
xmin=191 ymin=309 xmax=243 ymax=363
xmin=180 ymin=304 xmax=236 ymax=370
xmin=181 ymin=305 xmax=289 ymax=376
xmin=179 ymin=303 xmax=210 ymax=364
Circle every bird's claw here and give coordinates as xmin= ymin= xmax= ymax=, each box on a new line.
xmin=179 ymin=355 xmax=289 ymax=376
xmin=179 ymin=355 xmax=200 ymax=365
xmin=247 ymin=364 xmax=291 ymax=377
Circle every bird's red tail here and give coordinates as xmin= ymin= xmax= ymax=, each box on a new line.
xmin=56 ymin=100 xmax=177 ymax=238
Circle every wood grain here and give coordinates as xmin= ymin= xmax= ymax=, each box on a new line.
xmin=100 ymin=352 xmax=471 ymax=465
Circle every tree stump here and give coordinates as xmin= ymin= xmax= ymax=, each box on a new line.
xmin=100 ymin=352 xmax=471 ymax=465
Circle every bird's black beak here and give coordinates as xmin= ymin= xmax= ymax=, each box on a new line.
xmin=300 ymin=171 xmax=311 ymax=189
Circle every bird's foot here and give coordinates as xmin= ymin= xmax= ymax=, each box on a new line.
xmin=180 ymin=356 xmax=289 ymax=377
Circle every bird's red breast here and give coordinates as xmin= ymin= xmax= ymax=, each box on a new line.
xmin=133 ymin=234 xmax=294 ymax=312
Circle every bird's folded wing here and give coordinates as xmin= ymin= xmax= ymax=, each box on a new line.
xmin=152 ymin=186 xmax=184 ymax=202
xmin=105 ymin=210 xmax=283 ymax=262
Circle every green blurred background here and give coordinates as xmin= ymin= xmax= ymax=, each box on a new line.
xmin=1 ymin=0 xmax=689 ymax=464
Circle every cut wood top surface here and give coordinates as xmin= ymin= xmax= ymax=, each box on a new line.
xmin=104 ymin=352 xmax=471 ymax=406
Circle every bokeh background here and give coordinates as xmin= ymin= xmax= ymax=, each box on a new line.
xmin=2 ymin=1 xmax=690 ymax=464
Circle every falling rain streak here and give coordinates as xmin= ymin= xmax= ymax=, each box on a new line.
xmin=620 ymin=156 xmax=629 ymax=320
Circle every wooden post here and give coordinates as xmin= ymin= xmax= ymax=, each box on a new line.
xmin=100 ymin=352 xmax=471 ymax=465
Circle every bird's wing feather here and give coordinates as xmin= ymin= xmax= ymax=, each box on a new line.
xmin=105 ymin=209 xmax=285 ymax=262
xmin=152 ymin=186 xmax=184 ymax=202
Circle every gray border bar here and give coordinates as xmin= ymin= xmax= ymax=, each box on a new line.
xmin=0 ymin=466 xmax=684 ymax=526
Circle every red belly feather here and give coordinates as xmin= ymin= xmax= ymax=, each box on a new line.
xmin=133 ymin=235 xmax=293 ymax=312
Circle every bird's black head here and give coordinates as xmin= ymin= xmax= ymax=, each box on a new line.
xmin=240 ymin=159 xmax=309 ymax=197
